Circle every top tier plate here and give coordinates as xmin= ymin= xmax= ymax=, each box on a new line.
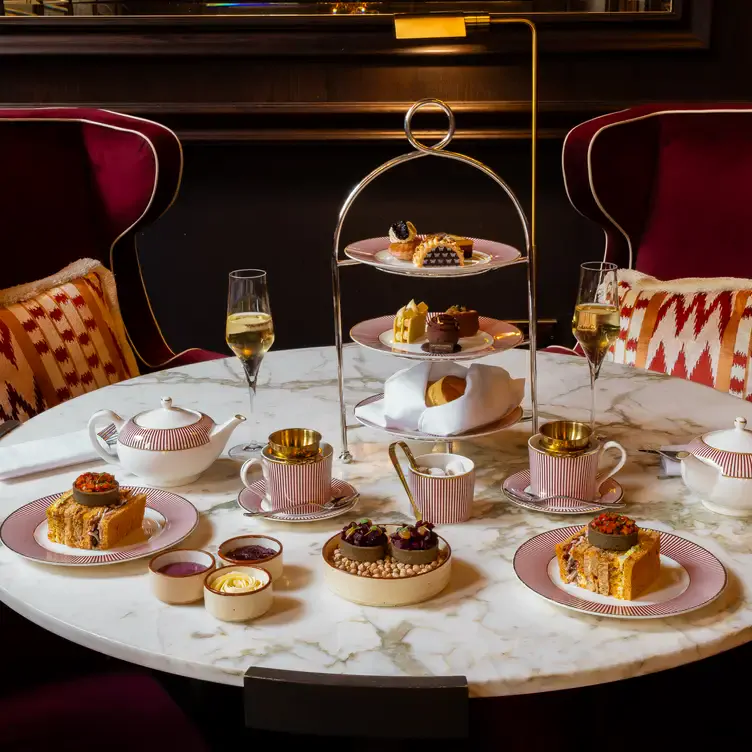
xmin=344 ymin=236 xmax=522 ymax=278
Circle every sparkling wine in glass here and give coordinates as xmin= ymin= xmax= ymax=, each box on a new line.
xmin=226 ymin=269 xmax=275 ymax=460
xmin=572 ymin=261 xmax=619 ymax=430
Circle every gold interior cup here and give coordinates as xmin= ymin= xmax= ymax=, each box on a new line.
xmin=268 ymin=428 xmax=322 ymax=460
xmin=539 ymin=420 xmax=592 ymax=454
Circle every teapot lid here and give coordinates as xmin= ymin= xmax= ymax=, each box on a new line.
xmin=134 ymin=397 xmax=202 ymax=430
xmin=703 ymin=417 xmax=752 ymax=453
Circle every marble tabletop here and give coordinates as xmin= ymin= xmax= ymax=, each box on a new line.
xmin=0 ymin=346 xmax=751 ymax=697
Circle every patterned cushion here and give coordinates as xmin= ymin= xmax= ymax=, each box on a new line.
xmin=0 ymin=259 xmax=139 ymax=422
xmin=612 ymin=270 xmax=752 ymax=399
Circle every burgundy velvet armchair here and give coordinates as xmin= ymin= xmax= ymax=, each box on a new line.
xmin=562 ymin=103 xmax=752 ymax=279
xmin=0 ymin=108 xmax=224 ymax=371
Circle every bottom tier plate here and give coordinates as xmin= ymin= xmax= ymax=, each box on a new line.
xmin=353 ymin=393 xmax=523 ymax=441
xmin=322 ymin=527 xmax=452 ymax=607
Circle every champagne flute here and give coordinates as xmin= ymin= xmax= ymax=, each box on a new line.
xmin=572 ymin=261 xmax=619 ymax=430
xmin=226 ymin=269 xmax=275 ymax=460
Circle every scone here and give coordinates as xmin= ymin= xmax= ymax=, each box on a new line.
xmin=425 ymin=375 xmax=467 ymax=407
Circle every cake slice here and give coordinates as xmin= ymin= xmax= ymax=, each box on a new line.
xmin=393 ymin=299 xmax=428 ymax=343
xmin=555 ymin=516 xmax=661 ymax=600
xmin=47 ymin=488 xmax=147 ymax=550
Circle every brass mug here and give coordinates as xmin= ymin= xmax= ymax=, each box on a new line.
xmin=539 ymin=420 xmax=592 ymax=455
xmin=267 ymin=428 xmax=321 ymax=461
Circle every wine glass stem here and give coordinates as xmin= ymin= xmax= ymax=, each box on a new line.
xmin=588 ymin=361 xmax=597 ymax=431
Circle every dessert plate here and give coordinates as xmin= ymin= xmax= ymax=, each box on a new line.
xmin=0 ymin=487 xmax=199 ymax=566
xmin=350 ymin=314 xmax=523 ymax=361
xmin=513 ymin=526 xmax=727 ymax=619
xmin=237 ymin=478 xmax=359 ymax=523
xmin=354 ymin=394 xmax=523 ymax=441
xmin=503 ymin=469 xmax=623 ymax=514
xmin=344 ymin=236 xmax=522 ymax=278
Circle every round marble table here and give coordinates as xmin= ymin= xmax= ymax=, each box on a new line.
xmin=0 ymin=347 xmax=750 ymax=697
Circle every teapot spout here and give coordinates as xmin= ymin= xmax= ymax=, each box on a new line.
xmin=209 ymin=414 xmax=246 ymax=451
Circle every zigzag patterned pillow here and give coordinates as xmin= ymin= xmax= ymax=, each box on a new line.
xmin=612 ymin=270 xmax=752 ymax=399
xmin=0 ymin=259 xmax=139 ymax=422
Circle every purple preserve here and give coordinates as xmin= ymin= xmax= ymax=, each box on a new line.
xmin=158 ymin=561 xmax=208 ymax=576
xmin=225 ymin=544 xmax=276 ymax=561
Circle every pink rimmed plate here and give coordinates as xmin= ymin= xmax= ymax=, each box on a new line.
xmin=344 ymin=236 xmax=522 ymax=278
xmin=238 ymin=478 xmax=359 ymax=523
xmin=0 ymin=487 xmax=199 ymax=566
xmin=513 ymin=525 xmax=727 ymax=619
xmin=350 ymin=314 xmax=523 ymax=361
xmin=503 ymin=469 xmax=623 ymax=514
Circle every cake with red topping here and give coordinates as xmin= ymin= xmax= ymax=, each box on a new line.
xmin=555 ymin=514 xmax=660 ymax=600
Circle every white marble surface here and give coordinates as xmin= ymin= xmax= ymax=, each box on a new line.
xmin=0 ymin=346 xmax=751 ymax=697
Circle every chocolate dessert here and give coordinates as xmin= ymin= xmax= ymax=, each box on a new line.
xmin=445 ymin=305 xmax=480 ymax=338
xmin=390 ymin=521 xmax=439 ymax=565
xmin=413 ymin=236 xmax=464 ymax=268
xmin=423 ymin=313 xmax=460 ymax=354
xmin=339 ymin=519 xmax=388 ymax=562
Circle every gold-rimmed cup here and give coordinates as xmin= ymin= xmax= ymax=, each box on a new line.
xmin=539 ymin=420 xmax=592 ymax=455
xmin=268 ymin=428 xmax=321 ymax=460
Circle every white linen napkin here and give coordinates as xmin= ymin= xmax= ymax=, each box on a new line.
xmin=355 ymin=361 xmax=524 ymax=437
xmin=658 ymin=444 xmax=689 ymax=478
xmin=0 ymin=429 xmax=103 ymax=481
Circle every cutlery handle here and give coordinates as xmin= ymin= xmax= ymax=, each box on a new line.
xmin=0 ymin=420 xmax=20 ymax=441
xmin=388 ymin=441 xmax=423 ymax=521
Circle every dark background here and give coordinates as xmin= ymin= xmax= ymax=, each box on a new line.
xmin=1 ymin=0 xmax=750 ymax=355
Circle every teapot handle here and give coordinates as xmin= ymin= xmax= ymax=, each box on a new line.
xmin=88 ymin=410 xmax=122 ymax=466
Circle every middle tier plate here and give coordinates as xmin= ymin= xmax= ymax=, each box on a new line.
xmin=350 ymin=314 xmax=523 ymax=361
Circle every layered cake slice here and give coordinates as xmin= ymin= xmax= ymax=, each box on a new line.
xmin=47 ymin=479 xmax=147 ymax=550
xmin=555 ymin=514 xmax=660 ymax=600
xmin=393 ymin=299 xmax=428 ymax=343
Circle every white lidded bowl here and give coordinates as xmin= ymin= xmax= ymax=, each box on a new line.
xmin=322 ymin=525 xmax=452 ymax=607
xmin=218 ymin=535 xmax=283 ymax=580
xmin=149 ymin=549 xmax=216 ymax=605
xmin=204 ymin=565 xmax=273 ymax=622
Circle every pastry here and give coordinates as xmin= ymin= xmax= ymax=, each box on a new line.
xmin=436 ymin=233 xmax=474 ymax=260
xmin=412 ymin=236 xmax=464 ymax=268
xmin=423 ymin=313 xmax=460 ymax=354
xmin=393 ymin=299 xmax=428 ymax=344
xmin=555 ymin=514 xmax=661 ymax=600
xmin=445 ymin=305 xmax=480 ymax=338
xmin=339 ymin=518 xmax=388 ymax=562
xmin=388 ymin=221 xmax=418 ymax=260
xmin=47 ymin=485 xmax=147 ymax=550
xmin=390 ymin=521 xmax=439 ymax=565
xmin=425 ymin=375 xmax=466 ymax=407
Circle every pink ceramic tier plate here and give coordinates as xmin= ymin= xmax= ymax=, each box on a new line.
xmin=344 ymin=236 xmax=522 ymax=278
xmin=0 ymin=487 xmax=199 ymax=566
xmin=238 ymin=478 xmax=359 ymax=522
xmin=503 ymin=469 xmax=623 ymax=514
xmin=513 ymin=525 xmax=727 ymax=619
xmin=354 ymin=394 xmax=523 ymax=441
xmin=350 ymin=314 xmax=523 ymax=361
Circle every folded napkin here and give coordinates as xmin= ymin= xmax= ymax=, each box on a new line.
xmin=659 ymin=444 xmax=689 ymax=478
xmin=355 ymin=361 xmax=524 ymax=437
xmin=0 ymin=429 xmax=104 ymax=481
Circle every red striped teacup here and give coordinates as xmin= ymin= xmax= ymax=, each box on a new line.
xmin=528 ymin=435 xmax=626 ymax=501
xmin=240 ymin=443 xmax=332 ymax=514
xmin=408 ymin=453 xmax=475 ymax=524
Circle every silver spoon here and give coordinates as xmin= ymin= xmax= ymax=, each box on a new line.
xmin=504 ymin=486 xmax=626 ymax=509
xmin=243 ymin=494 xmax=357 ymax=518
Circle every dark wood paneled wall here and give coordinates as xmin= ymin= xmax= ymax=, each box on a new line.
xmin=2 ymin=1 xmax=751 ymax=354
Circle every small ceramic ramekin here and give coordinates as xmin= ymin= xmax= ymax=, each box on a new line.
xmin=149 ymin=549 xmax=216 ymax=605
xmin=218 ymin=535 xmax=284 ymax=580
xmin=203 ymin=565 xmax=273 ymax=622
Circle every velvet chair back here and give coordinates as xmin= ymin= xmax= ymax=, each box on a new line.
xmin=0 ymin=108 xmax=183 ymax=369
xmin=563 ymin=104 xmax=752 ymax=280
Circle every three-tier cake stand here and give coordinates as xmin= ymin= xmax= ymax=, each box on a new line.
xmin=331 ymin=97 xmax=539 ymax=463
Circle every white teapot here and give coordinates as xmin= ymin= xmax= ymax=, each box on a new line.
xmin=680 ymin=416 xmax=752 ymax=516
xmin=88 ymin=397 xmax=245 ymax=487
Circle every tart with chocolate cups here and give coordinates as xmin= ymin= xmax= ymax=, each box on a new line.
xmin=390 ymin=521 xmax=439 ymax=565
xmin=339 ymin=519 xmax=388 ymax=562
xmin=587 ymin=513 xmax=639 ymax=552
xmin=71 ymin=472 xmax=120 ymax=507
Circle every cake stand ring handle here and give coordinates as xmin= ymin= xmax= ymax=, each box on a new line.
xmin=404 ymin=98 xmax=456 ymax=153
